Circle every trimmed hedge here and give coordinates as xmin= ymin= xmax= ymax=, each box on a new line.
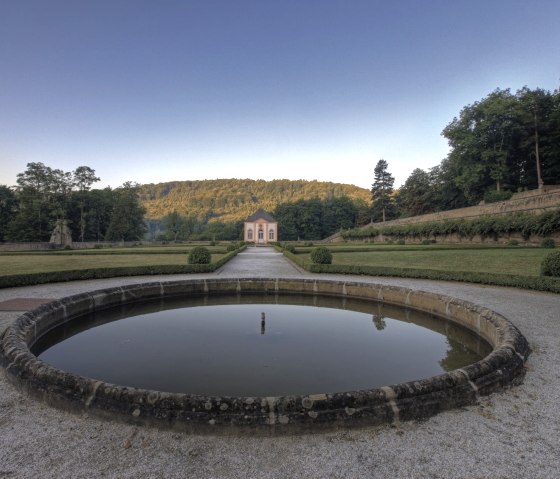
xmin=305 ymin=263 xmax=560 ymax=293
xmin=188 ymin=246 xmax=211 ymax=264
xmin=342 ymin=210 xmax=560 ymax=241
xmin=282 ymin=244 xmax=296 ymax=253
xmin=0 ymin=248 xmax=231 ymax=256
xmin=541 ymin=251 xmax=560 ymax=277
xmin=280 ymin=248 xmax=560 ymax=293
xmin=0 ymin=246 xmax=246 ymax=289
xmin=310 ymin=246 xmax=332 ymax=264
xmin=540 ymin=238 xmax=556 ymax=248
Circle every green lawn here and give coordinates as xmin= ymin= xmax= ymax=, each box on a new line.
xmin=0 ymin=253 xmax=223 ymax=276
xmin=315 ymin=248 xmax=550 ymax=276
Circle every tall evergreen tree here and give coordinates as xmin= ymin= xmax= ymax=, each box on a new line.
xmin=371 ymin=159 xmax=395 ymax=222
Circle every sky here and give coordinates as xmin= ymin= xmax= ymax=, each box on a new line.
xmin=1 ymin=0 xmax=559 ymax=191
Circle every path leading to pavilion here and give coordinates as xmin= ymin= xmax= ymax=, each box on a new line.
xmin=215 ymin=245 xmax=304 ymax=277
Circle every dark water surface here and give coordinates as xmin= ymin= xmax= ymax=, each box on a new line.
xmin=33 ymin=294 xmax=491 ymax=396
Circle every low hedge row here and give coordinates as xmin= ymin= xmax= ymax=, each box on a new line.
xmin=280 ymin=250 xmax=560 ymax=293
xmin=0 ymin=248 xmax=232 ymax=256
xmin=0 ymin=246 xmax=246 ymax=289
xmin=342 ymin=210 xmax=560 ymax=241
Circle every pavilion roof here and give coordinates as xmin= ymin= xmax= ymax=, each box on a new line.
xmin=245 ymin=209 xmax=276 ymax=222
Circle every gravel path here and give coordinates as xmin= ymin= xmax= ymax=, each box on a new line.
xmin=0 ymin=247 xmax=559 ymax=478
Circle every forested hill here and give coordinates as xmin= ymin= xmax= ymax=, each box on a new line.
xmin=139 ymin=179 xmax=371 ymax=221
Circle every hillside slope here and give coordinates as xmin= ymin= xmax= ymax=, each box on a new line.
xmin=139 ymin=178 xmax=371 ymax=221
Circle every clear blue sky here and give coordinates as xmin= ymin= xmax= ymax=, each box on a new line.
xmin=1 ymin=0 xmax=559 ymax=190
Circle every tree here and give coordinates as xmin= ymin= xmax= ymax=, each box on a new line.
xmin=398 ymin=168 xmax=435 ymax=216
xmin=371 ymin=159 xmax=395 ymax=222
xmin=194 ymin=220 xmax=243 ymax=241
xmin=353 ymin=198 xmax=372 ymax=226
xmin=517 ymin=87 xmax=560 ymax=189
xmin=84 ymin=188 xmax=114 ymax=242
xmin=0 ymin=185 xmax=17 ymax=241
xmin=73 ymin=166 xmax=100 ymax=242
xmin=441 ymin=86 xmax=560 ymax=204
xmin=105 ymin=182 xmax=147 ymax=242
xmin=10 ymin=162 xmax=58 ymax=241
xmin=442 ymin=89 xmax=522 ymax=202
xmin=274 ymin=203 xmax=299 ymax=241
xmin=321 ymin=196 xmax=357 ymax=236
xmin=163 ymin=211 xmax=186 ymax=241
xmin=297 ymin=198 xmax=323 ymax=240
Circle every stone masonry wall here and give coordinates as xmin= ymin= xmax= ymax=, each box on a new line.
xmin=327 ymin=186 xmax=560 ymax=244
xmin=373 ymin=186 xmax=560 ymax=229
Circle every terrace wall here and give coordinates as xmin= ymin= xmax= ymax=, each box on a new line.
xmin=329 ymin=186 xmax=560 ymax=244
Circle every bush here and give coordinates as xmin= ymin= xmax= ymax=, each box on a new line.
xmin=507 ymin=239 xmax=519 ymax=246
xmin=540 ymin=238 xmax=556 ymax=249
xmin=310 ymin=246 xmax=332 ymax=264
xmin=304 ymin=241 xmax=314 ymax=247
xmin=226 ymin=243 xmax=237 ymax=252
xmin=541 ymin=251 xmax=560 ymax=277
xmin=188 ymin=246 xmax=211 ymax=264
xmin=483 ymin=190 xmax=513 ymax=204
xmin=283 ymin=244 xmax=296 ymax=253
xmin=421 ymin=239 xmax=432 ymax=245
xmin=396 ymin=239 xmax=405 ymax=245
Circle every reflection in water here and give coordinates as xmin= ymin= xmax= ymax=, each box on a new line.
xmin=371 ymin=303 xmax=386 ymax=331
xmin=372 ymin=314 xmax=386 ymax=331
xmin=440 ymin=339 xmax=485 ymax=371
xmin=33 ymin=293 xmax=492 ymax=397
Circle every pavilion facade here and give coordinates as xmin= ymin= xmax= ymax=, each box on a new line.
xmin=244 ymin=209 xmax=277 ymax=245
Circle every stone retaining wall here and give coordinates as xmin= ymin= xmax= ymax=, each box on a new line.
xmin=326 ymin=186 xmax=560 ymax=244
xmin=376 ymin=187 xmax=560 ymax=228
xmin=0 ymin=278 xmax=530 ymax=434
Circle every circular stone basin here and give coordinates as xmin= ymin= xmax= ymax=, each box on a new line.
xmin=32 ymin=294 xmax=492 ymax=397
xmin=0 ymin=279 xmax=530 ymax=433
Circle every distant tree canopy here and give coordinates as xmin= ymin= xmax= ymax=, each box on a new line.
xmin=3 ymin=163 xmax=146 ymax=242
xmin=138 ymin=178 xmax=371 ymax=222
xmin=3 ymin=167 xmax=371 ymax=243
xmin=274 ymin=196 xmax=361 ymax=241
xmin=393 ymin=86 xmax=560 ymax=219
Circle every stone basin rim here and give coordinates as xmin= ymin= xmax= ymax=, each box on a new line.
xmin=0 ymin=277 xmax=531 ymax=434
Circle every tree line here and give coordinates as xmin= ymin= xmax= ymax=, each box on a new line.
xmin=3 ymin=86 xmax=558 ymax=242
xmin=152 ymin=196 xmax=370 ymax=242
xmin=139 ymin=178 xmax=370 ymax=222
xmin=371 ymin=86 xmax=560 ymax=222
xmin=0 ymin=163 xmax=146 ymax=242
xmin=0 ymin=163 xmax=371 ymax=243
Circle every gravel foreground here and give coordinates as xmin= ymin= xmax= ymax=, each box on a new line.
xmin=0 ymin=253 xmax=559 ymax=478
